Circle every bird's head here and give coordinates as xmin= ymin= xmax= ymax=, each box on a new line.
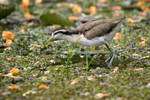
xmin=45 ymin=28 xmax=68 ymax=44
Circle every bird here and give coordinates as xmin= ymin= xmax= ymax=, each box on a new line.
xmin=45 ymin=17 xmax=126 ymax=67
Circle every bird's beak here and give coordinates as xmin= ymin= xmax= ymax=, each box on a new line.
xmin=45 ymin=37 xmax=53 ymax=44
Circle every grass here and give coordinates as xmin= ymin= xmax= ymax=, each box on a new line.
xmin=0 ymin=1 xmax=150 ymax=100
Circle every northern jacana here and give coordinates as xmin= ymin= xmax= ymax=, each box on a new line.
xmin=46 ymin=17 xmax=126 ymax=67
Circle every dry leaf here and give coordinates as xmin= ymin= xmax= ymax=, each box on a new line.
xmin=114 ymin=33 xmax=121 ymax=39
xmin=134 ymin=68 xmax=143 ymax=70
xmin=23 ymin=12 xmax=34 ymax=18
xmin=110 ymin=6 xmax=122 ymax=10
xmin=41 ymin=77 xmax=47 ymax=81
xmin=145 ymin=82 xmax=150 ymax=88
xmin=32 ymin=74 xmax=37 ymax=77
xmin=39 ymin=84 xmax=49 ymax=89
xmin=114 ymin=13 xmax=120 ymax=17
xmin=0 ymin=73 xmax=2 ymax=76
xmin=7 ymin=58 xmax=12 ymax=61
xmin=8 ymin=85 xmax=20 ymax=90
xmin=35 ymin=0 xmax=42 ymax=4
xmin=23 ymin=90 xmax=33 ymax=96
xmin=94 ymin=93 xmax=110 ymax=99
xmin=20 ymin=29 xmax=25 ymax=33
xmin=139 ymin=38 xmax=146 ymax=46
xmin=10 ymin=68 xmax=19 ymax=74
xmin=22 ymin=0 xmax=30 ymax=10
xmin=69 ymin=16 xmax=79 ymax=21
xmin=128 ymin=18 xmax=141 ymax=23
xmin=80 ymin=92 xmax=90 ymax=96
xmin=134 ymin=1 xmax=145 ymax=6
xmin=113 ymin=66 xmax=119 ymax=73
xmin=139 ymin=12 xmax=147 ymax=16
xmin=1 ymin=91 xmax=10 ymax=96
xmin=116 ymin=97 xmax=124 ymax=100
xmin=70 ymin=79 xmax=79 ymax=85
xmin=2 ymin=31 xmax=15 ymax=40
xmin=87 ymin=75 xmax=96 ymax=81
xmin=88 ymin=6 xmax=98 ymax=14
xmin=72 ymin=5 xmax=82 ymax=14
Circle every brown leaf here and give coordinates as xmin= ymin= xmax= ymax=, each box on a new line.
xmin=1 ymin=91 xmax=10 ymax=96
xmin=23 ymin=90 xmax=33 ymax=96
xmin=10 ymin=68 xmax=19 ymax=74
xmin=94 ymin=93 xmax=110 ymax=99
xmin=145 ymin=82 xmax=150 ymax=88
xmin=87 ymin=75 xmax=96 ymax=81
xmin=113 ymin=66 xmax=119 ymax=73
xmin=70 ymin=79 xmax=79 ymax=85
xmin=8 ymin=85 xmax=20 ymax=90
xmin=39 ymin=84 xmax=49 ymax=89
xmin=134 ymin=68 xmax=143 ymax=70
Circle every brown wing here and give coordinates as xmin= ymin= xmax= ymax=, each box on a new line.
xmin=84 ymin=23 xmax=112 ymax=40
xmin=75 ymin=17 xmax=126 ymax=34
xmin=75 ymin=17 xmax=126 ymax=39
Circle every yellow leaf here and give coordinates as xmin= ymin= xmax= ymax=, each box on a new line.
xmin=94 ymin=93 xmax=110 ymax=99
xmin=2 ymin=31 xmax=15 ymax=40
xmin=39 ymin=84 xmax=49 ymax=89
xmin=41 ymin=77 xmax=47 ymax=81
xmin=134 ymin=68 xmax=143 ymax=70
xmin=114 ymin=33 xmax=121 ymax=39
xmin=8 ymin=85 xmax=20 ymax=90
xmin=10 ymin=68 xmax=19 ymax=74
xmin=113 ymin=66 xmax=119 ymax=73
xmin=72 ymin=5 xmax=82 ymax=14
xmin=35 ymin=0 xmax=42 ymax=4
xmin=70 ymin=79 xmax=79 ymax=85
xmin=22 ymin=0 xmax=30 ymax=10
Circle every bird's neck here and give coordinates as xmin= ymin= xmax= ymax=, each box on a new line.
xmin=59 ymin=31 xmax=82 ymax=43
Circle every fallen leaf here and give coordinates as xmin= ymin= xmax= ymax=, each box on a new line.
xmin=100 ymin=0 xmax=107 ymax=3
xmin=20 ymin=29 xmax=25 ymax=33
xmin=72 ymin=5 xmax=82 ymax=14
xmin=39 ymin=84 xmax=49 ymax=89
xmin=23 ymin=12 xmax=34 ymax=18
xmin=139 ymin=12 xmax=147 ymax=16
xmin=35 ymin=0 xmax=42 ymax=4
xmin=116 ymin=97 xmax=124 ymax=100
xmin=88 ymin=6 xmax=98 ymax=14
xmin=128 ymin=18 xmax=141 ymax=23
xmin=22 ymin=0 xmax=30 ymax=10
xmin=23 ymin=90 xmax=33 ymax=96
xmin=80 ymin=92 xmax=90 ymax=96
xmin=134 ymin=68 xmax=143 ymax=70
xmin=7 ymin=58 xmax=12 ymax=61
xmin=0 ymin=73 xmax=2 ymax=75
xmin=94 ymin=93 xmax=110 ymax=99
xmin=145 ymin=82 xmax=150 ymax=88
xmin=69 ymin=16 xmax=79 ymax=21
xmin=32 ymin=74 xmax=37 ymax=77
xmin=8 ymin=85 xmax=20 ymax=90
xmin=70 ymin=79 xmax=79 ymax=85
xmin=99 ymin=83 xmax=108 ymax=85
xmin=114 ymin=13 xmax=120 ymax=17
xmin=10 ymin=68 xmax=19 ymax=74
xmin=41 ymin=77 xmax=47 ymax=81
xmin=110 ymin=6 xmax=122 ymax=10
xmin=134 ymin=1 xmax=145 ymax=6
xmin=87 ymin=75 xmax=96 ymax=81
xmin=2 ymin=31 xmax=15 ymax=40
xmin=114 ymin=33 xmax=121 ymax=39
xmin=1 ymin=91 xmax=10 ymax=96
xmin=139 ymin=38 xmax=146 ymax=46
xmin=113 ymin=66 xmax=119 ymax=73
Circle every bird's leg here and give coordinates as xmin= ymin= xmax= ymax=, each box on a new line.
xmin=104 ymin=41 xmax=116 ymax=67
